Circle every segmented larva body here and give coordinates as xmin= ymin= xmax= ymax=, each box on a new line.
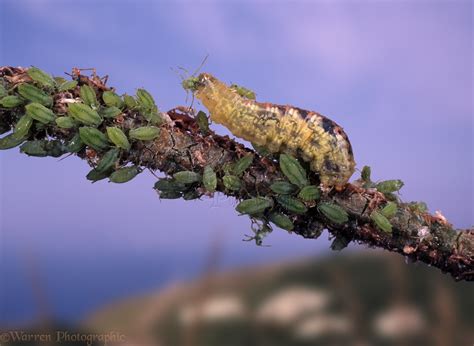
xmin=193 ymin=73 xmax=356 ymax=188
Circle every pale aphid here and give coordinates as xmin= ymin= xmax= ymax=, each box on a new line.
xmin=183 ymin=73 xmax=356 ymax=188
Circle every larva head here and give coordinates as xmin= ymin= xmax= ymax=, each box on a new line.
xmin=182 ymin=73 xmax=215 ymax=93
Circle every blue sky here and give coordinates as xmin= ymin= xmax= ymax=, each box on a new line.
xmin=0 ymin=0 xmax=472 ymax=325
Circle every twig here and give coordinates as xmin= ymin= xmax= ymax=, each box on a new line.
xmin=1 ymin=66 xmax=472 ymax=282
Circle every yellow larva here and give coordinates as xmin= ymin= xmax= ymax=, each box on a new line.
xmin=185 ymin=73 xmax=356 ymax=188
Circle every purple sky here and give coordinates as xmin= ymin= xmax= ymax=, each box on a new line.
xmin=0 ymin=0 xmax=472 ymax=324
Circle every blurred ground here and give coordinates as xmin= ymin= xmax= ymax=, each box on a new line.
xmin=83 ymin=251 xmax=473 ymax=346
xmin=3 ymin=251 xmax=469 ymax=346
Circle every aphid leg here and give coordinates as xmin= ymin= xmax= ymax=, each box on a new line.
xmin=147 ymin=168 xmax=160 ymax=179
xmin=171 ymin=66 xmax=193 ymax=105
xmin=189 ymin=93 xmax=196 ymax=111
xmin=58 ymin=152 xmax=75 ymax=161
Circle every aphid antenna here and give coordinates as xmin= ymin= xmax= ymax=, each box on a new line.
xmin=58 ymin=152 xmax=75 ymax=162
xmin=187 ymin=53 xmax=210 ymax=109
xmin=191 ymin=53 xmax=209 ymax=77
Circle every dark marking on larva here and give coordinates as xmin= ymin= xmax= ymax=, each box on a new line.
xmin=310 ymin=138 xmax=321 ymax=148
xmin=334 ymin=126 xmax=354 ymax=156
xmin=297 ymin=108 xmax=310 ymax=119
xmin=256 ymin=109 xmax=279 ymax=121
xmin=321 ymin=117 xmax=336 ymax=136
xmin=324 ymin=156 xmax=341 ymax=172
xmin=347 ymin=142 xmax=354 ymax=157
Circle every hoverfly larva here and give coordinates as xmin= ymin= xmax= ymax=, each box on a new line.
xmin=183 ymin=73 xmax=356 ymax=188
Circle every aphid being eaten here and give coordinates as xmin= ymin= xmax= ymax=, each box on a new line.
xmin=183 ymin=73 xmax=356 ymax=188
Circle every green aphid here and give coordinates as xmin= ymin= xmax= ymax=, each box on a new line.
xmin=79 ymin=127 xmax=109 ymax=151
xmin=221 ymin=161 xmax=235 ymax=176
xmin=370 ymin=210 xmax=393 ymax=233
xmin=269 ymin=212 xmax=294 ymax=231
xmin=109 ymin=166 xmax=140 ymax=184
xmin=106 ymin=127 xmax=130 ymax=150
xmin=27 ymin=67 xmax=55 ymax=88
xmin=54 ymin=77 xmax=67 ymax=85
xmin=101 ymin=106 xmax=122 ymax=118
xmin=361 ymin=165 xmax=371 ymax=182
xmin=20 ymin=140 xmax=48 ymax=157
xmin=79 ymin=85 xmax=98 ymax=107
xmin=95 ymin=148 xmax=119 ymax=173
xmin=251 ymin=142 xmax=271 ymax=157
xmin=0 ymin=84 xmax=7 ymax=98
xmin=13 ymin=115 xmax=33 ymax=139
xmin=317 ymin=202 xmax=349 ymax=224
xmin=236 ymin=197 xmax=272 ymax=215
xmin=66 ymin=133 xmax=84 ymax=153
xmin=17 ymin=83 xmax=53 ymax=106
xmin=86 ymin=168 xmax=110 ymax=183
xmin=154 ymin=178 xmax=187 ymax=193
xmin=102 ymin=91 xmax=123 ymax=108
xmin=376 ymin=179 xmax=404 ymax=194
xmin=279 ymin=153 xmax=308 ymax=188
xmin=0 ymin=133 xmax=25 ymax=150
xmin=196 ymin=111 xmax=210 ymax=135
xmin=58 ymin=80 xmax=78 ymax=92
xmin=20 ymin=140 xmax=65 ymax=158
xmin=202 ymin=165 xmax=217 ymax=192
xmin=230 ymin=84 xmax=256 ymax=100
xmin=183 ymin=189 xmax=201 ymax=200
xmin=45 ymin=140 xmax=66 ymax=157
xmin=141 ymin=109 xmax=163 ymax=125
xmin=276 ymin=195 xmax=308 ymax=214
xmin=55 ymin=116 xmax=76 ymax=129
xmin=0 ymin=95 xmax=23 ymax=108
xmin=246 ymin=223 xmax=272 ymax=246
xmin=128 ymin=126 xmax=160 ymax=141
xmin=136 ymin=89 xmax=163 ymax=125
xmin=223 ymin=175 xmax=241 ymax=191
xmin=181 ymin=77 xmax=200 ymax=92
xmin=269 ymin=181 xmax=298 ymax=195
xmin=408 ymin=201 xmax=428 ymax=213
xmin=123 ymin=94 xmax=137 ymax=109
xmin=68 ymin=103 xmax=102 ymax=126
xmin=173 ymin=171 xmax=201 ymax=184
xmin=380 ymin=201 xmax=398 ymax=219
xmin=297 ymin=185 xmax=320 ymax=201
xmin=136 ymin=88 xmax=156 ymax=109
xmin=233 ymin=154 xmax=254 ymax=176
xmin=25 ymin=102 xmax=55 ymax=124
xmin=158 ymin=190 xmax=183 ymax=199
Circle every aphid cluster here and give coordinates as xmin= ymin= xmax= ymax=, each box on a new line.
xmin=0 ymin=67 xmax=164 ymax=184
xmin=183 ymin=73 xmax=356 ymax=188
xmin=154 ymin=151 xmax=353 ymax=245
xmin=0 ymin=67 xmax=409 ymax=245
